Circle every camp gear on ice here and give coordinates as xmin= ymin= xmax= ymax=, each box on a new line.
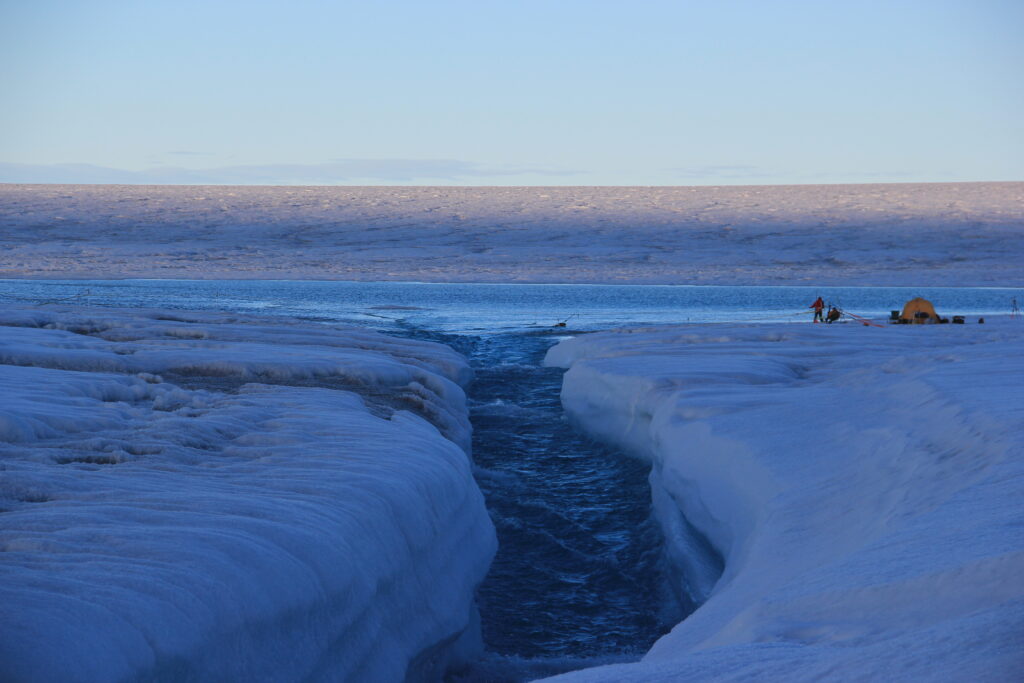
xmin=899 ymin=297 xmax=939 ymax=324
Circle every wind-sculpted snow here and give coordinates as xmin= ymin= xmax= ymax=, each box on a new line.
xmin=0 ymin=306 xmax=496 ymax=682
xmin=1 ymin=182 xmax=1022 ymax=285
xmin=544 ymin=320 xmax=1024 ymax=681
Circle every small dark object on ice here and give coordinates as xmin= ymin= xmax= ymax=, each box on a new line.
xmin=554 ymin=314 xmax=577 ymax=327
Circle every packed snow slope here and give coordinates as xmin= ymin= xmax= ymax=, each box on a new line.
xmin=543 ymin=319 xmax=1024 ymax=681
xmin=1 ymin=182 xmax=1022 ymax=286
xmin=0 ymin=305 xmax=495 ymax=682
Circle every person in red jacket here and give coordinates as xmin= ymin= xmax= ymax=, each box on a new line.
xmin=810 ymin=296 xmax=824 ymax=323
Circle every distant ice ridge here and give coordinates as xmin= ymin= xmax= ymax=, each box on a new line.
xmin=544 ymin=320 xmax=1024 ymax=681
xmin=0 ymin=306 xmax=496 ymax=682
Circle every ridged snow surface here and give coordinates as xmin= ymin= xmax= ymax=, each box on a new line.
xmin=0 ymin=306 xmax=495 ymax=682
xmin=1 ymin=182 xmax=1022 ymax=285
xmin=544 ymin=319 xmax=1024 ymax=681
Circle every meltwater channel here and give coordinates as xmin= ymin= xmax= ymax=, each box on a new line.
xmin=3 ymin=280 xmax=1022 ymax=678
xmin=427 ymin=328 xmax=685 ymax=680
xmin=467 ymin=332 xmax=676 ymax=657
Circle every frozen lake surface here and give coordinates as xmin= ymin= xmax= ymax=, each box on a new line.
xmin=2 ymin=279 xmax=1021 ymax=333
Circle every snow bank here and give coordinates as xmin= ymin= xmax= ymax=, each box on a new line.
xmin=544 ymin=320 xmax=1024 ymax=680
xmin=1 ymin=182 xmax=1022 ymax=285
xmin=0 ymin=306 xmax=496 ymax=682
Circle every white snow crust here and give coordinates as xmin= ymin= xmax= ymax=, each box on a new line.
xmin=1 ymin=182 xmax=1022 ymax=286
xmin=0 ymin=306 xmax=496 ymax=682
xmin=544 ymin=319 xmax=1024 ymax=681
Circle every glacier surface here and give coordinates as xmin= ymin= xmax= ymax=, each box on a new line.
xmin=1 ymin=182 xmax=1022 ymax=285
xmin=0 ymin=305 xmax=496 ymax=682
xmin=543 ymin=318 xmax=1024 ymax=681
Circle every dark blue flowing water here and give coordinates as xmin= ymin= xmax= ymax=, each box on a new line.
xmin=464 ymin=333 xmax=681 ymax=655
xmin=410 ymin=328 xmax=683 ymax=681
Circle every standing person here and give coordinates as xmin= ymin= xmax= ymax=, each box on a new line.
xmin=810 ymin=296 xmax=824 ymax=323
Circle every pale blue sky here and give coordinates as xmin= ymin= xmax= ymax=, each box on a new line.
xmin=1 ymin=0 xmax=1021 ymax=185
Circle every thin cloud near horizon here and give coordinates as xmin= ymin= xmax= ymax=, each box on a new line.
xmin=0 ymin=159 xmax=581 ymax=185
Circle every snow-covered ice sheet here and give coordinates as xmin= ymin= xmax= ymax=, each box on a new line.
xmin=1 ymin=182 xmax=1022 ymax=286
xmin=0 ymin=306 xmax=496 ymax=682
xmin=543 ymin=319 xmax=1024 ymax=681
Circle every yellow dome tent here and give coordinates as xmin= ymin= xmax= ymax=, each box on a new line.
xmin=900 ymin=297 xmax=939 ymax=323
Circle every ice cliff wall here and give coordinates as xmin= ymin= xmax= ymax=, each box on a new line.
xmin=0 ymin=306 xmax=496 ymax=682
xmin=544 ymin=321 xmax=1024 ymax=681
